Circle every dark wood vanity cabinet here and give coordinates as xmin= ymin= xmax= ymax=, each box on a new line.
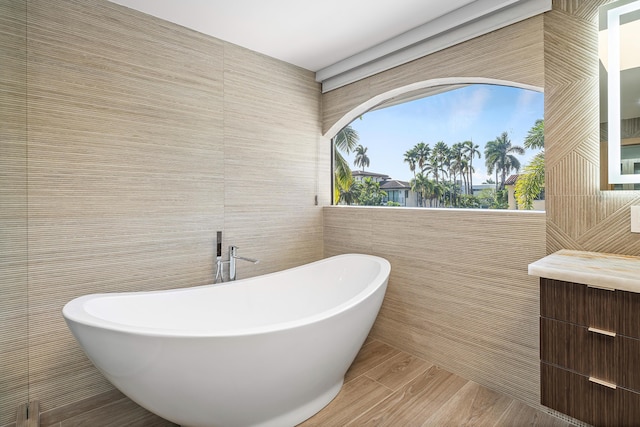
xmin=540 ymin=278 xmax=640 ymax=426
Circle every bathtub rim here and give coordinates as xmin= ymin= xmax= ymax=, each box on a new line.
xmin=62 ymin=253 xmax=390 ymax=338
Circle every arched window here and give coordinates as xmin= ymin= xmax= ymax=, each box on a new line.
xmin=332 ymin=82 xmax=544 ymax=210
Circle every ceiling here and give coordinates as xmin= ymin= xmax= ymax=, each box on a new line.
xmin=108 ymin=0 xmax=551 ymax=91
xmin=108 ymin=0 xmax=478 ymax=71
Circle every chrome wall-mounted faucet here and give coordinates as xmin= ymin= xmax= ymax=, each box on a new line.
xmin=229 ymin=245 xmax=259 ymax=281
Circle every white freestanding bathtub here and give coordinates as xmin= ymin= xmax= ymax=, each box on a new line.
xmin=63 ymin=253 xmax=390 ymax=427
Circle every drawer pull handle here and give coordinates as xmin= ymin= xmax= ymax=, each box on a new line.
xmin=589 ymin=376 xmax=617 ymax=389
xmin=588 ymin=327 xmax=616 ymax=337
xmin=587 ymin=284 xmax=615 ymax=291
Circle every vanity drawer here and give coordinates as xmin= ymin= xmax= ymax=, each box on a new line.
xmin=541 ymin=317 xmax=640 ymax=392
xmin=541 ymin=363 xmax=640 ymax=427
xmin=541 ymin=362 xmax=615 ymax=426
xmin=540 ymin=278 xmax=617 ymax=332
xmin=540 ymin=317 xmax=616 ymax=384
xmin=540 ymin=278 xmax=640 ymax=340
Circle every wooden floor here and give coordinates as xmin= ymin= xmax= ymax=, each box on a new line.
xmin=39 ymin=394 xmax=177 ymax=427
xmin=41 ymin=339 xmax=574 ymax=427
xmin=299 ymin=339 xmax=573 ymax=427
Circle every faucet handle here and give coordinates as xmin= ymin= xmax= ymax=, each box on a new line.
xmin=229 ymin=245 xmax=238 ymax=258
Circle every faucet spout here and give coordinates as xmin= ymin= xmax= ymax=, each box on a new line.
xmin=235 ymin=255 xmax=259 ymax=264
xmin=229 ymin=245 xmax=259 ymax=281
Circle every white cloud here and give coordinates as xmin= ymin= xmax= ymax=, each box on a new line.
xmin=515 ymin=89 xmax=538 ymax=116
xmin=446 ymin=85 xmax=491 ymax=134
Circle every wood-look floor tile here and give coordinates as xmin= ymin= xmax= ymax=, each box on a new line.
xmin=344 ymin=339 xmax=400 ymax=383
xmin=60 ymin=398 xmax=175 ymax=427
xmin=422 ymin=380 xmax=513 ymax=426
xmin=298 ymin=376 xmax=394 ymax=427
xmin=364 ymin=352 xmax=433 ymax=391
xmin=40 ymin=390 xmax=125 ymax=426
xmin=347 ymin=366 xmax=469 ymax=426
xmin=121 ymin=413 xmax=178 ymax=427
xmin=35 ymin=338 xmax=572 ymax=427
xmin=496 ymin=399 xmax=574 ymax=427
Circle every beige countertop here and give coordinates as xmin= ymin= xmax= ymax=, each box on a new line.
xmin=528 ymin=249 xmax=640 ymax=293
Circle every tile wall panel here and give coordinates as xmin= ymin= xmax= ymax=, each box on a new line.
xmin=324 ymin=207 xmax=547 ymax=408
xmin=0 ymin=0 xmax=327 ymax=420
xmin=26 ymin=0 xmax=226 ymax=411
xmin=0 ymin=1 xmax=28 ymax=425
xmin=222 ymin=42 xmax=327 ymax=276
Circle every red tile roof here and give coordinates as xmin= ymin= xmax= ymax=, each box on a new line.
xmin=504 ymin=174 xmax=519 ymax=186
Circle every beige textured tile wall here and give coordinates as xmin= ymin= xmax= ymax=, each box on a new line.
xmin=0 ymin=0 xmax=328 ymax=419
xmin=324 ymin=207 xmax=547 ymax=408
xmin=545 ymin=0 xmax=640 ymax=255
xmin=222 ymin=44 xmax=327 ymax=275
xmin=27 ymin=0 xmax=226 ymax=410
xmin=320 ymin=14 xmax=548 ymax=410
xmin=0 ymin=1 xmax=28 ymax=425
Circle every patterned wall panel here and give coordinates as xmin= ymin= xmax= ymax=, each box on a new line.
xmin=545 ymin=0 xmax=640 ymax=255
xmin=0 ymin=1 xmax=28 ymax=425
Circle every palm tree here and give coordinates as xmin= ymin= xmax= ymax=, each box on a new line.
xmin=449 ymin=143 xmax=467 ymax=207
xmin=333 ymin=125 xmax=359 ymax=204
xmin=431 ymin=181 xmax=446 ymax=207
xmin=524 ymin=119 xmax=544 ymax=150
xmin=442 ymin=144 xmax=458 ymax=206
xmin=461 ymin=140 xmax=481 ymax=194
xmin=414 ymin=142 xmax=431 ymax=174
xmin=353 ymin=144 xmax=370 ymax=171
xmin=430 ymin=141 xmax=450 ymax=185
xmin=358 ymin=177 xmax=387 ymax=206
xmin=484 ymin=132 xmax=525 ymax=191
xmin=403 ymin=148 xmax=418 ymax=178
xmin=515 ymin=119 xmax=545 ymax=209
xmin=515 ymin=152 xmax=545 ymax=209
xmin=449 ymin=143 xmax=465 ymax=194
xmin=410 ymin=173 xmax=432 ymax=207
xmin=484 ymin=142 xmax=501 ymax=191
xmin=338 ymin=180 xmax=361 ymax=205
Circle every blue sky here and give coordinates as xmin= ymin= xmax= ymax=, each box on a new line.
xmin=344 ymin=84 xmax=544 ymax=184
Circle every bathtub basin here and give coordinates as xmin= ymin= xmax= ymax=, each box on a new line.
xmin=63 ymin=253 xmax=390 ymax=427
